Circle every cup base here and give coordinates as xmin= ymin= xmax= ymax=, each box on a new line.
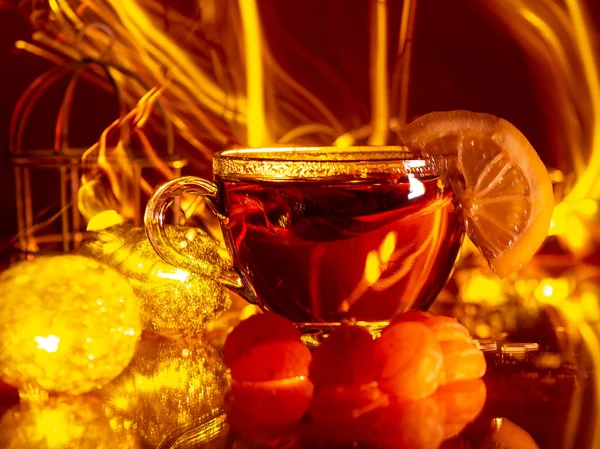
xmin=296 ymin=320 xmax=390 ymax=347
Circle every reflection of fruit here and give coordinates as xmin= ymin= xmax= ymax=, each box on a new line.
xmin=478 ymin=418 xmax=541 ymax=449
xmin=309 ymin=381 xmax=389 ymax=424
xmin=309 ymin=324 xmax=381 ymax=388
xmin=423 ymin=316 xmax=471 ymax=342
xmin=360 ymin=396 xmax=445 ymax=449
xmin=229 ymin=376 xmax=314 ymax=426
xmin=376 ymin=322 xmax=443 ymax=399
xmin=440 ymin=339 xmax=487 ymax=383
xmin=435 ymin=378 xmax=487 ymax=437
xmin=399 ymin=111 xmax=554 ymax=277
xmin=231 ymin=340 xmax=311 ymax=382
xmin=391 ymin=311 xmax=471 ymax=342
xmin=223 ymin=312 xmax=301 ymax=366
xmin=303 ymin=420 xmax=363 ymax=448
xmin=227 ymin=405 xmax=298 ymax=445
xmin=439 ymin=439 xmax=471 ymax=449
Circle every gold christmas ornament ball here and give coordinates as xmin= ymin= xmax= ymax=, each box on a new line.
xmin=0 ymin=394 xmax=140 ymax=449
xmin=81 ymin=224 xmax=231 ymax=336
xmin=102 ymin=335 xmax=230 ymax=447
xmin=0 ymin=255 xmax=142 ymax=395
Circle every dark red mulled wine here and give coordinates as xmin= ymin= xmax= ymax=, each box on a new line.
xmin=220 ymin=174 xmax=463 ymax=324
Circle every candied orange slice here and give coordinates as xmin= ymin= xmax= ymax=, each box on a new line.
xmin=398 ymin=111 xmax=554 ymax=277
xmin=309 ymin=382 xmax=389 ymax=424
xmin=309 ymin=323 xmax=381 ymax=388
xmin=435 ymin=378 xmax=487 ymax=437
xmin=439 ymin=339 xmax=487 ymax=383
xmin=375 ymin=322 xmax=443 ymax=399
xmin=223 ymin=312 xmax=301 ymax=367
xmin=229 ymin=376 xmax=314 ymax=427
xmin=360 ymin=396 xmax=444 ymax=449
xmin=390 ymin=311 xmax=471 ymax=342
xmin=230 ymin=340 xmax=311 ymax=382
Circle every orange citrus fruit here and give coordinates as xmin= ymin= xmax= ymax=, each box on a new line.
xmin=398 ymin=111 xmax=554 ymax=277
xmin=230 ymin=340 xmax=311 ymax=382
xmin=360 ymin=396 xmax=445 ymax=449
xmin=223 ymin=312 xmax=301 ymax=367
xmin=308 ymin=382 xmax=389 ymax=424
xmin=375 ymin=322 xmax=443 ymax=399
xmin=435 ymin=378 xmax=487 ymax=437
xmin=439 ymin=338 xmax=487 ymax=383
xmin=390 ymin=311 xmax=471 ymax=342
xmin=309 ymin=323 xmax=381 ymax=388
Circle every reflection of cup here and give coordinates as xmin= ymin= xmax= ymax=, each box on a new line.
xmin=145 ymin=147 xmax=464 ymax=331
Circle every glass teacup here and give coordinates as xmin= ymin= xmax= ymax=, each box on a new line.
xmin=144 ymin=147 xmax=464 ymax=333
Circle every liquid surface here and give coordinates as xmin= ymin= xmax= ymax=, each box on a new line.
xmin=220 ymin=175 xmax=463 ymax=323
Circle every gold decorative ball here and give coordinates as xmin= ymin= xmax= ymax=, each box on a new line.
xmin=81 ymin=224 xmax=231 ymax=336
xmin=0 ymin=255 xmax=142 ymax=395
xmin=102 ymin=335 xmax=230 ymax=447
xmin=0 ymin=394 xmax=140 ymax=449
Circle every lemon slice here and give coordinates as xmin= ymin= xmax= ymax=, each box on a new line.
xmin=398 ymin=111 xmax=554 ymax=278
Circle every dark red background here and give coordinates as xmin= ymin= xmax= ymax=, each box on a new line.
xmin=0 ymin=0 xmax=598 ymax=262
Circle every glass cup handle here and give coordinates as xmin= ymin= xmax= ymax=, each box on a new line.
xmin=144 ymin=176 xmax=250 ymax=297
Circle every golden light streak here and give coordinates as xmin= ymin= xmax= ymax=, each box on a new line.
xmin=368 ymin=0 xmax=390 ymax=145
xmin=109 ymin=0 xmax=246 ymax=124
xmin=81 ymin=85 xmax=167 ymax=215
xmin=14 ymin=41 xmax=66 ymax=65
xmin=55 ymin=0 xmax=84 ymax=30
xmin=31 ymin=31 xmax=81 ymax=60
xmin=520 ymin=11 xmax=570 ymax=94
xmin=278 ymin=123 xmax=338 ymax=144
xmin=136 ymin=131 xmax=175 ymax=180
xmin=484 ymin=0 xmax=599 ymax=202
xmin=168 ymin=115 xmax=215 ymax=160
xmin=516 ymin=6 xmax=586 ymax=176
xmin=79 ymin=2 xmax=232 ymax=145
xmin=564 ymin=0 xmax=600 ymax=201
xmin=335 ymin=124 xmax=373 ymax=147
xmin=163 ymin=83 xmax=231 ymax=145
xmin=81 ymin=0 xmax=139 ymax=56
xmin=239 ymin=0 xmax=269 ymax=147
xmin=48 ymin=0 xmax=78 ymax=37
xmin=264 ymin=51 xmax=345 ymax=134
xmin=393 ymin=0 xmax=418 ymax=128
xmin=578 ymin=322 xmax=600 ymax=449
xmin=484 ymin=1 xmax=587 ymax=177
xmin=17 ymin=0 xmax=600 ymax=280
